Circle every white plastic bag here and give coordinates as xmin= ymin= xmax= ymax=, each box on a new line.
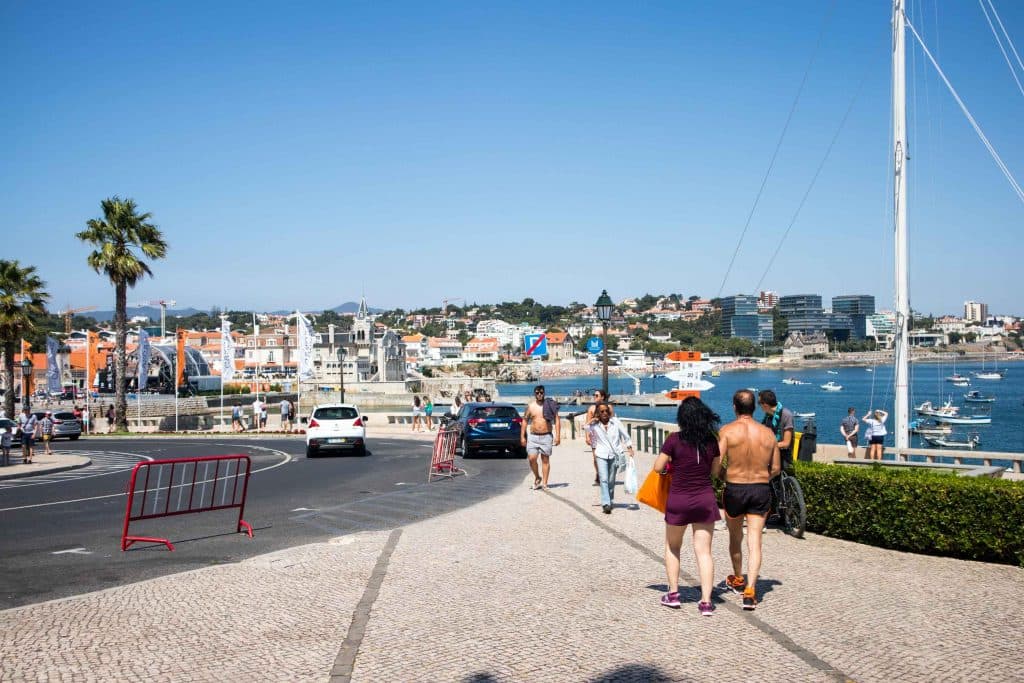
xmin=624 ymin=456 xmax=639 ymax=495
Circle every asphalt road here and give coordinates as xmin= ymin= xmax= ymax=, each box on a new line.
xmin=0 ymin=436 xmax=528 ymax=610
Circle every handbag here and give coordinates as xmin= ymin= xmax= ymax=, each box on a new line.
xmin=623 ymin=456 xmax=639 ymax=495
xmin=636 ymin=468 xmax=670 ymax=513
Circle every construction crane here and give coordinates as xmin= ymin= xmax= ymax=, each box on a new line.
xmin=58 ymin=306 xmax=97 ymax=333
xmin=134 ymin=299 xmax=177 ymax=339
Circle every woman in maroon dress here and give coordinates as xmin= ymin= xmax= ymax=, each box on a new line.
xmin=652 ymin=397 xmax=722 ymax=616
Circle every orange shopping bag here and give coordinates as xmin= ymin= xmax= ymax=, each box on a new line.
xmin=636 ymin=469 xmax=670 ymax=513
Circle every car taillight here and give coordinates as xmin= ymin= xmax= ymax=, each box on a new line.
xmin=352 ymin=417 xmax=363 ymax=427
xmin=468 ymin=418 xmax=486 ymax=426
xmin=309 ymin=418 xmax=319 ymax=428
xmin=513 ymin=417 xmax=523 ymax=425
xmin=53 ymin=419 xmax=63 ymax=424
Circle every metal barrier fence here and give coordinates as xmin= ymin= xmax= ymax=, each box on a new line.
xmin=428 ymin=426 xmax=464 ymax=482
xmin=121 ymin=454 xmax=254 ymax=551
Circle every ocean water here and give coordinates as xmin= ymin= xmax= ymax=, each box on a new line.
xmin=497 ymin=360 xmax=1024 ymax=455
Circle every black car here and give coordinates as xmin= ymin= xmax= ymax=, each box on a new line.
xmin=451 ymin=402 xmax=525 ymax=458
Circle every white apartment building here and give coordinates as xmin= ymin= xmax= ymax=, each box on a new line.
xmin=475 ymin=319 xmax=527 ymax=350
xmin=964 ymin=301 xmax=988 ymax=324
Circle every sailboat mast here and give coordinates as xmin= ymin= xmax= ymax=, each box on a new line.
xmin=892 ymin=0 xmax=910 ymax=451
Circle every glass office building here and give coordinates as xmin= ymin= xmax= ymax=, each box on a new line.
xmin=722 ymin=295 xmax=772 ymax=342
xmin=778 ymin=295 xmax=828 ymax=335
xmin=832 ymin=295 xmax=876 ymax=340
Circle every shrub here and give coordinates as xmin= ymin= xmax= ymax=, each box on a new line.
xmin=796 ymin=462 xmax=1024 ymax=566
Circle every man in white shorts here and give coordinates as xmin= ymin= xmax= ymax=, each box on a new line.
xmin=521 ymin=385 xmax=560 ymax=490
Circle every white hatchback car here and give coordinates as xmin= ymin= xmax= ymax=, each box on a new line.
xmin=305 ymin=403 xmax=368 ymax=457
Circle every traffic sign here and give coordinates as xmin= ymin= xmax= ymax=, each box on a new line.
xmin=671 ymin=379 xmax=716 ymax=392
xmin=665 ymin=361 xmax=714 ymax=373
xmin=664 ymin=389 xmax=701 ymax=401
xmin=524 ymin=333 xmax=548 ymax=357
xmin=666 ymin=350 xmax=702 ymax=362
xmin=586 ymin=336 xmax=604 ymax=354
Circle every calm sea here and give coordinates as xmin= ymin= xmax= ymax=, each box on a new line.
xmin=497 ymin=360 xmax=1024 ymax=455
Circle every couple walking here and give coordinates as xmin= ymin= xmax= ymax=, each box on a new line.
xmin=655 ymin=391 xmax=781 ymax=616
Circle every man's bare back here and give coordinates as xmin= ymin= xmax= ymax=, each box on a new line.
xmin=718 ymin=417 xmax=780 ymax=484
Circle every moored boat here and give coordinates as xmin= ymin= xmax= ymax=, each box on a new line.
xmin=915 ymin=400 xmax=958 ymax=418
xmin=920 ymin=433 xmax=981 ymax=449
xmin=820 ymin=381 xmax=842 ymax=392
xmin=963 ymin=390 xmax=996 ymax=403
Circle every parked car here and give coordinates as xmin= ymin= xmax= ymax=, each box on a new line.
xmin=31 ymin=411 xmax=82 ymax=440
xmin=305 ymin=403 xmax=368 ymax=457
xmin=0 ymin=418 xmax=23 ymax=446
xmin=451 ymin=402 xmax=525 ymax=458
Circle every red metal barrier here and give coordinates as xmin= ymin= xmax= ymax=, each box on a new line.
xmin=428 ymin=426 xmax=464 ymax=482
xmin=121 ymin=454 xmax=254 ymax=551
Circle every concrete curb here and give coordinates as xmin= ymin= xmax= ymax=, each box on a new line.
xmin=0 ymin=457 xmax=92 ymax=481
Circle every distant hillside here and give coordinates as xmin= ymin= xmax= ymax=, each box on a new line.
xmin=89 ymin=306 xmax=203 ymax=322
xmin=89 ymin=302 xmax=382 ymax=322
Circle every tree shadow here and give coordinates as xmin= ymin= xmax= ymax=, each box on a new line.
xmin=462 ymin=663 xmax=680 ymax=683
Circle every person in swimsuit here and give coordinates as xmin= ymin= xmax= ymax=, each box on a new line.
xmin=717 ymin=389 xmax=780 ymax=611
xmin=521 ymin=385 xmax=560 ymax=490
xmin=653 ymin=397 xmax=722 ymax=616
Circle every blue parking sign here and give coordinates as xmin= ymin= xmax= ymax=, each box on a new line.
xmin=524 ymin=333 xmax=548 ymax=357
xmin=586 ymin=336 xmax=604 ymax=354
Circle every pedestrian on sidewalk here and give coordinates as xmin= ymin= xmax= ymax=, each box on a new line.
xmin=424 ymin=396 xmax=434 ymax=431
xmin=252 ymin=397 xmax=263 ymax=432
xmin=40 ymin=411 xmax=54 ymax=455
xmin=1 ymin=425 xmax=12 ymax=466
xmin=280 ymin=398 xmax=293 ymax=432
xmin=718 ymin=390 xmax=781 ymax=612
xmin=18 ymin=407 xmax=37 ymax=464
xmin=840 ymin=407 xmax=859 ymax=457
xmin=862 ymin=409 xmax=888 ymax=461
xmin=587 ymin=402 xmax=633 ymax=514
xmin=260 ymin=404 xmax=268 ymax=430
xmin=231 ymin=404 xmax=243 ymax=432
xmin=106 ymin=404 xmax=115 ymax=433
xmin=521 ymin=385 xmax=560 ymax=490
xmin=411 ymin=396 xmax=423 ymax=432
xmin=584 ymin=389 xmax=614 ymax=486
xmin=653 ymin=397 xmax=722 ymax=616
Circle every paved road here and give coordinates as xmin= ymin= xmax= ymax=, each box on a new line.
xmin=0 ymin=436 xmax=526 ymax=610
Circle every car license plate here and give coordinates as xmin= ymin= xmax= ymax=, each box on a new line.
xmin=328 ymin=438 xmax=347 ymax=444
xmin=490 ymin=422 xmax=508 ymax=429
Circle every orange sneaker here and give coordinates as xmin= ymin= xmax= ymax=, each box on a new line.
xmin=742 ymin=586 xmax=757 ymax=611
xmin=725 ymin=574 xmax=746 ymax=593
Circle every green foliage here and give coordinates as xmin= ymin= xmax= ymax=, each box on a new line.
xmin=796 ymin=462 xmax=1024 ymax=566
xmin=635 ymin=294 xmax=660 ymax=312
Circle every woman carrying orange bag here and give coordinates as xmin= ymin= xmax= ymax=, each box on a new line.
xmin=651 ymin=397 xmax=722 ymax=617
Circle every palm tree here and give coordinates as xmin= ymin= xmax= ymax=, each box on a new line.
xmin=0 ymin=261 xmax=50 ymax=419
xmin=77 ymin=197 xmax=168 ymax=431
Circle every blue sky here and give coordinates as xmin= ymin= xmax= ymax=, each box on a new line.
xmin=4 ymin=1 xmax=1023 ymax=316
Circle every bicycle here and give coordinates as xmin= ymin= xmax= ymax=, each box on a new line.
xmin=771 ymin=469 xmax=807 ymax=538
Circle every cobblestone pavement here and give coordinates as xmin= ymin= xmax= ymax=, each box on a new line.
xmin=2 ymin=435 xmax=1022 ymax=682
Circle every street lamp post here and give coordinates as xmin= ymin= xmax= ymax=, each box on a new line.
xmin=337 ymin=347 xmax=347 ymax=404
xmin=20 ymin=357 xmax=32 ymax=411
xmin=595 ymin=289 xmax=613 ymax=397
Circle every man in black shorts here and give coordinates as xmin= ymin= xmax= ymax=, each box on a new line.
xmin=716 ymin=390 xmax=781 ymax=610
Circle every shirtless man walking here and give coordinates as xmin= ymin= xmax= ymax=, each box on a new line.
xmin=521 ymin=385 xmax=561 ymax=490
xmin=716 ymin=389 xmax=780 ymax=611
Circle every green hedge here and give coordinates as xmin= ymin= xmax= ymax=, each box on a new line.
xmin=796 ymin=461 xmax=1024 ymax=567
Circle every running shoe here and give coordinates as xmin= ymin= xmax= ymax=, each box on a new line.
xmin=725 ymin=574 xmax=746 ymax=593
xmin=660 ymin=591 xmax=681 ymax=609
xmin=742 ymin=587 xmax=757 ymax=611
xmin=698 ymin=601 xmax=715 ymax=617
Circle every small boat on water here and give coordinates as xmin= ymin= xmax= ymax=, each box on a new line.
xmin=932 ymin=412 xmax=992 ymax=425
xmin=952 ymin=379 xmax=970 ymax=387
xmin=865 ymin=368 xmax=873 ymax=372
xmin=909 ymin=419 xmax=953 ymax=436
xmin=782 ymin=377 xmax=810 ymax=386
xmin=921 ymin=433 xmax=982 ymax=449
xmin=826 ymin=370 xmax=839 ymax=375
xmin=963 ymin=390 xmax=996 ymax=403
xmin=820 ymin=381 xmax=842 ymax=392
xmin=915 ymin=400 xmax=958 ymax=418
xmin=973 ymin=371 xmax=1005 ymax=380
xmin=794 ymin=411 xmax=816 ymax=419
xmin=945 ymin=373 xmax=970 ymax=383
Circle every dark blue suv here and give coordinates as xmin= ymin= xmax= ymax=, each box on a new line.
xmin=451 ymin=402 xmax=525 ymax=458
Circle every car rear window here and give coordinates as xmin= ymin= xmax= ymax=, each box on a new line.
xmin=313 ymin=407 xmax=359 ymax=420
xmin=469 ymin=407 xmax=519 ymax=419
xmin=54 ymin=413 xmax=77 ymax=420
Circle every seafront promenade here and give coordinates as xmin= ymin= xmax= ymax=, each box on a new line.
xmin=2 ymin=423 xmax=1021 ymax=682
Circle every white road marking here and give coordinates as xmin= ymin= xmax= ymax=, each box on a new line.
xmin=0 ymin=444 xmax=293 ymax=513
xmin=51 ymin=548 xmax=91 ymax=555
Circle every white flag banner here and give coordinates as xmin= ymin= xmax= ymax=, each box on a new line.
xmin=137 ymin=330 xmax=151 ymax=391
xmin=297 ymin=311 xmax=315 ymax=380
xmin=221 ymin=319 xmax=235 ymax=382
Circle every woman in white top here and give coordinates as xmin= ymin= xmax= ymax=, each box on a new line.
xmin=587 ymin=403 xmax=634 ymax=514
xmin=862 ymin=409 xmax=888 ymax=461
